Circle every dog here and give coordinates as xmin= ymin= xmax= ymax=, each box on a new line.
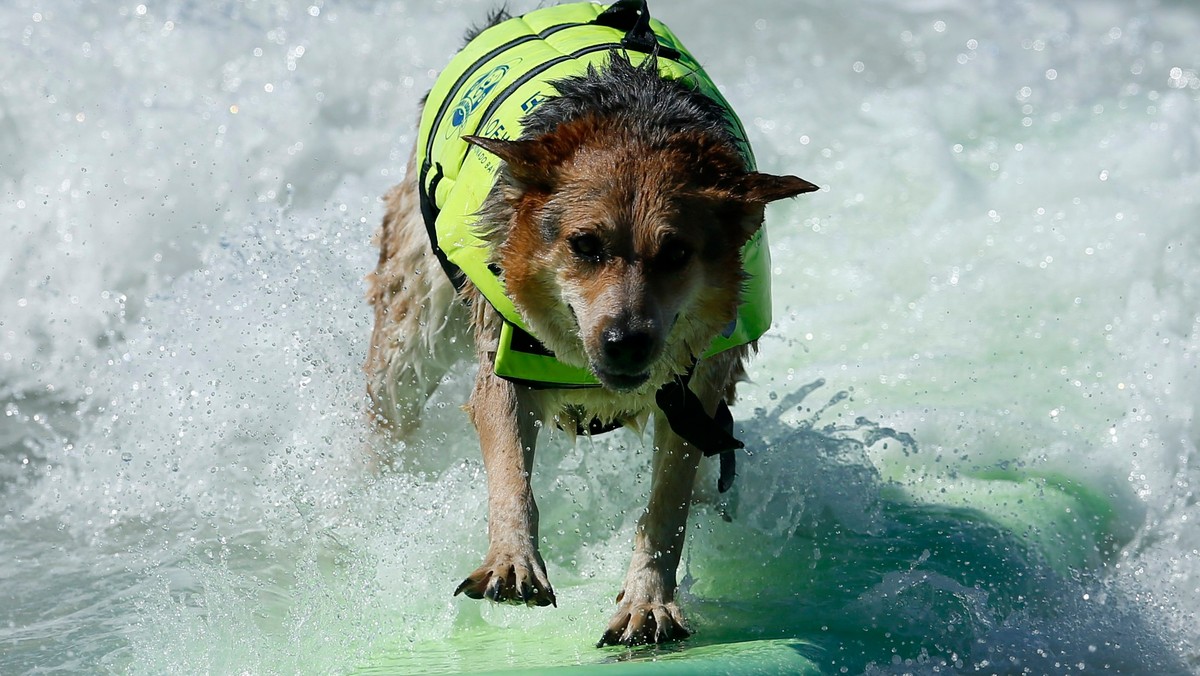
xmin=365 ymin=0 xmax=817 ymax=646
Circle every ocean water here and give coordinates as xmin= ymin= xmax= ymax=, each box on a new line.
xmin=1 ymin=0 xmax=1198 ymax=673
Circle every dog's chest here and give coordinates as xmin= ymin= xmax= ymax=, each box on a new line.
xmin=540 ymin=385 xmax=659 ymax=432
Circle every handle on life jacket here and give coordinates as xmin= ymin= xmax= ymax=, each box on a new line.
xmin=595 ymin=0 xmax=682 ymax=59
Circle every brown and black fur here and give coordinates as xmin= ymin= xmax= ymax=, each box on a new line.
xmin=366 ymin=36 xmax=816 ymax=646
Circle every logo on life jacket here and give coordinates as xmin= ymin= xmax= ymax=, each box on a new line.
xmin=450 ymin=63 xmax=510 ymax=129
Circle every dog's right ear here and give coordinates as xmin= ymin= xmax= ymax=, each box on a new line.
xmin=464 ymin=135 xmax=557 ymax=189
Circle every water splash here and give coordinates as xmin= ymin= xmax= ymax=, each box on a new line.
xmin=2 ymin=0 xmax=1198 ymax=672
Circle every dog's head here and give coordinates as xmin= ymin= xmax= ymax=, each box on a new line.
xmin=467 ymin=118 xmax=816 ymax=392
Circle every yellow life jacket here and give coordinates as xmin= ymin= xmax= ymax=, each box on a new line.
xmin=416 ymin=1 xmax=770 ymax=388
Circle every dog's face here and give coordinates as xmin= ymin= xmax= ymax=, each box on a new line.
xmin=467 ymin=118 xmax=816 ymax=391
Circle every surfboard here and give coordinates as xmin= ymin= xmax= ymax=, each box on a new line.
xmin=355 ymin=471 xmax=1119 ymax=674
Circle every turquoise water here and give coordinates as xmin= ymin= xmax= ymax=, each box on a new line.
xmin=2 ymin=0 xmax=1198 ymax=673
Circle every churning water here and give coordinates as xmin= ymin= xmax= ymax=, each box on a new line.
xmin=1 ymin=0 xmax=1197 ymax=673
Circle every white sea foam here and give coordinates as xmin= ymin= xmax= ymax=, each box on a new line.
xmin=1 ymin=0 xmax=1197 ymax=673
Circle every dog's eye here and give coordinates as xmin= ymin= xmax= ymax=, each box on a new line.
xmin=568 ymin=233 xmax=604 ymax=262
xmin=659 ymin=239 xmax=692 ymax=269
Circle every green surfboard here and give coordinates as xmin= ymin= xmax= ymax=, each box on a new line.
xmin=356 ymin=470 xmax=1120 ymax=675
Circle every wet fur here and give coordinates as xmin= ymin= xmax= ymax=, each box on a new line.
xmin=366 ymin=27 xmax=815 ymax=647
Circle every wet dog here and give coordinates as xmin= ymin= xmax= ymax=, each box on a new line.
xmin=365 ymin=2 xmax=816 ymax=646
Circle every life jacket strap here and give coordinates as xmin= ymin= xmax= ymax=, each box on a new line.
xmin=417 ymin=160 xmax=466 ymax=291
xmin=655 ymin=368 xmax=743 ymax=492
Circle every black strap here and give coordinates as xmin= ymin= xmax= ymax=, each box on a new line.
xmin=654 ymin=372 xmax=742 ymax=493
xmin=714 ymin=401 xmax=738 ymax=494
xmin=594 ymin=0 xmax=681 ymax=60
xmin=655 ymin=373 xmax=743 ymax=458
xmin=417 ymin=160 xmax=467 ymax=291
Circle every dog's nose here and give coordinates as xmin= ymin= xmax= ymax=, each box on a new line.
xmin=601 ymin=325 xmax=654 ymax=373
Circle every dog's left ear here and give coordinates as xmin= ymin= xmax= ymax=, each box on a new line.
xmin=721 ymin=172 xmax=820 ymax=204
xmin=694 ymin=172 xmax=820 ymax=247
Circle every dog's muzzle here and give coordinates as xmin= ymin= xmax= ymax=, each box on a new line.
xmin=594 ymin=323 xmax=660 ymax=390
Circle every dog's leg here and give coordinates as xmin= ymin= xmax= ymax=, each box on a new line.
xmin=597 ymin=420 xmax=699 ymax=645
xmin=598 ymin=357 xmax=738 ymax=646
xmin=365 ymin=153 xmax=468 ymax=443
xmin=454 ymin=368 xmax=556 ymax=607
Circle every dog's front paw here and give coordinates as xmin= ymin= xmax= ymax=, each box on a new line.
xmin=453 ymin=544 xmax=556 ymax=607
xmin=596 ymin=591 xmax=690 ymax=647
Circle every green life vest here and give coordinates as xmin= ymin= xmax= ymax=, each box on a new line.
xmin=416 ymin=1 xmax=771 ymax=388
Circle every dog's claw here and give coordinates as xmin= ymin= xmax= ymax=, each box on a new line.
xmin=454 ymin=576 xmax=484 ymax=599
xmin=484 ymin=572 xmax=505 ymax=603
xmin=596 ymin=599 xmax=690 ymax=647
xmin=454 ymin=547 xmax=556 ymax=607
